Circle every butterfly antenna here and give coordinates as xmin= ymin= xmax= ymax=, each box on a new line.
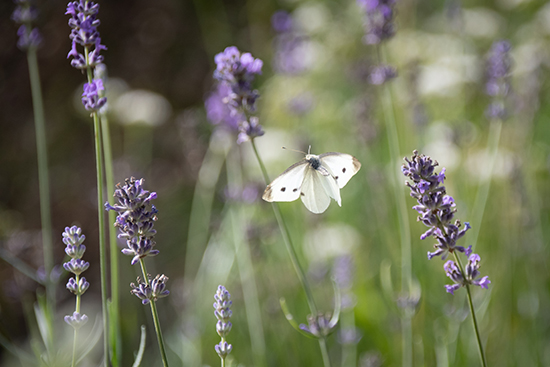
xmin=282 ymin=146 xmax=307 ymax=155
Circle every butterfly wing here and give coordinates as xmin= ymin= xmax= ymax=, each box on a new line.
xmin=300 ymin=166 xmax=332 ymax=214
xmin=319 ymin=152 xmax=361 ymax=189
xmin=262 ymin=160 xmax=309 ymax=202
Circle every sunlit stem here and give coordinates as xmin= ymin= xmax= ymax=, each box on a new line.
xmin=250 ymin=139 xmax=331 ymax=367
xmin=139 ymin=259 xmax=169 ymax=367
xmin=377 ymin=44 xmax=413 ymax=367
xmin=84 ymin=45 xmax=109 ymax=367
xmin=452 ymin=252 xmax=487 ymax=367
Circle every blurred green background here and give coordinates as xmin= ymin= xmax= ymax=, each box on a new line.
xmin=1 ymin=0 xmax=550 ymax=366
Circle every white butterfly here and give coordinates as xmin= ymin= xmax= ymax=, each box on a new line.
xmin=262 ymin=149 xmax=361 ymax=214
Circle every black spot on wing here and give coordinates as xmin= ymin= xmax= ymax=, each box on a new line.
xmin=301 ymin=192 xmax=305 ymax=196
xmin=281 ymin=187 xmax=286 ymax=192
xmin=335 ymin=176 xmax=339 ymax=180
xmin=293 ymin=188 xmax=298 ymax=192
xmin=342 ymin=167 xmax=346 ymax=173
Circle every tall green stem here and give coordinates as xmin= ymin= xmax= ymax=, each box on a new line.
xmin=26 ymin=38 xmax=55 ymax=336
xmin=100 ymin=109 xmax=121 ymax=367
xmin=139 ymin=260 xmax=169 ymax=367
xmin=85 ymin=46 xmax=109 ymax=367
xmin=451 ymin=253 xmax=487 ymax=367
xmin=250 ymin=139 xmax=331 ymax=367
xmin=377 ymin=44 xmax=413 ymax=367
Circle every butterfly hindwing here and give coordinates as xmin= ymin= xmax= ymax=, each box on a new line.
xmin=262 ymin=160 xmax=308 ymax=202
xmin=319 ymin=152 xmax=361 ymax=189
xmin=300 ymin=166 xmax=331 ymax=214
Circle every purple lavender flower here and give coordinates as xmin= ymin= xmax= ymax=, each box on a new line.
xmin=369 ymin=64 xmax=397 ymax=85
xmin=212 ymin=46 xmax=264 ymax=144
xmin=130 ymin=274 xmax=170 ymax=305
xmin=271 ymin=10 xmax=293 ymax=33
xmin=105 ymin=177 xmax=160 ymax=265
xmin=485 ymin=40 xmax=512 ymax=120
xmin=444 ymin=254 xmax=490 ymax=294
xmin=214 ymin=285 xmax=233 ymax=360
xmin=357 ymin=0 xmax=396 ymax=45
xmin=66 ymin=0 xmax=106 ymax=72
xmin=333 ymin=255 xmax=356 ymax=310
xmin=402 ymin=151 xmax=471 ymax=260
xmin=81 ymin=79 xmax=107 ymax=112
xmin=12 ymin=0 xmax=42 ymax=50
xmin=205 ymin=83 xmax=242 ymax=131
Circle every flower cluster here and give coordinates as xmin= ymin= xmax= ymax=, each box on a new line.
xmin=214 ymin=285 xmax=233 ymax=360
xmin=12 ymin=0 xmax=42 ymax=50
xmin=130 ymin=274 xmax=170 ymax=305
xmin=299 ymin=312 xmax=338 ymax=338
xmin=403 ymin=151 xmax=490 ymax=294
xmin=66 ymin=0 xmax=107 ymax=112
xmin=105 ymin=177 xmax=159 ymax=265
xmin=369 ymin=64 xmax=397 ymax=85
xmin=444 ymin=254 xmax=491 ymax=294
xmin=485 ymin=40 xmax=512 ymax=120
xmin=62 ymin=226 xmax=90 ymax=329
xmin=212 ymin=46 xmax=264 ymax=144
xmin=271 ymin=10 xmax=311 ymax=75
xmin=357 ymin=0 xmax=396 ymax=45
xmin=402 ymin=150 xmax=471 ymax=260
xmin=205 ymin=83 xmax=241 ymax=131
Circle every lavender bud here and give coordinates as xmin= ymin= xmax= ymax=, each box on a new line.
xmin=485 ymin=40 xmax=512 ymax=120
xmin=299 ymin=312 xmax=338 ymax=338
xmin=63 ymin=258 xmax=89 ymax=275
xmin=81 ymin=79 xmax=107 ymax=112
xmin=130 ymin=274 xmax=169 ymax=305
xmin=236 ymin=117 xmax=265 ymax=145
xmin=215 ymin=341 xmax=233 ymax=359
xmin=64 ymin=311 xmax=88 ymax=330
xmin=357 ymin=0 xmax=396 ymax=45
xmin=214 ymin=285 xmax=233 ymax=337
xmin=369 ymin=65 xmax=397 ymax=85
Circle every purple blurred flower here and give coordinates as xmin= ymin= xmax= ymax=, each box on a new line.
xmin=299 ymin=312 xmax=338 ymax=338
xmin=12 ymin=0 xmax=42 ymax=50
xmin=357 ymin=0 xmax=396 ymax=45
xmin=369 ymin=64 xmax=397 ymax=85
xmin=272 ymin=10 xmax=293 ymax=33
xmin=205 ymin=83 xmax=242 ymax=131
xmin=444 ymin=254 xmax=490 ymax=294
xmin=81 ymin=79 xmax=107 ymax=112
xmin=402 ymin=151 xmax=471 ymax=260
xmin=214 ymin=285 xmax=233 ymax=360
xmin=236 ymin=116 xmax=264 ymax=144
xmin=105 ymin=177 xmax=160 ymax=265
xmin=64 ymin=311 xmax=88 ymax=329
xmin=485 ymin=40 xmax=512 ymax=120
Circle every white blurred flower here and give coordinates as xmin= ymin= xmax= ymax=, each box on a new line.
xmin=303 ymin=223 xmax=360 ymax=263
xmin=465 ymin=148 xmax=515 ymax=181
xmin=113 ymin=89 xmax=172 ymax=127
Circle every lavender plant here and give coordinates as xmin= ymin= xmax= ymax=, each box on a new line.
xmin=485 ymin=40 xmax=512 ymax=121
xmin=65 ymin=2 xmax=110 ymax=365
xmin=214 ymin=285 xmax=233 ymax=367
xmin=62 ymin=226 xmax=90 ymax=367
xmin=105 ymin=177 xmax=170 ymax=367
xmin=403 ymin=150 xmax=490 ymax=367
xmin=211 ymin=46 xmax=333 ymax=367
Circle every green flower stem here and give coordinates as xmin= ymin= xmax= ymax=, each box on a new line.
xmin=138 ymin=259 xmax=169 ymax=367
xmin=84 ymin=46 xmax=109 ymax=367
xmin=250 ymin=139 xmax=331 ymax=367
xmin=71 ymin=274 xmax=82 ymax=367
xmin=26 ymin=35 xmax=55 ymax=336
xmin=100 ymin=109 xmax=121 ymax=367
xmin=377 ymin=44 xmax=413 ymax=367
xmin=465 ymin=119 xmax=502 ymax=252
xmin=452 ymin=252 xmax=487 ymax=367
xmin=226 ymin=147 xmax=267 ymax=367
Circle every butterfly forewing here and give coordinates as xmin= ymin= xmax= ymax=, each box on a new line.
xmin=262 ymin=160 xmax=308 ymax=202
xmin=319 ymin=152 xmax=361 ymax=189
xmin=300 ymin=167 xmax=331 ymax=214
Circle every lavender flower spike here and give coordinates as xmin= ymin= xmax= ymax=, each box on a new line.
xmin=214 ymin=285 xmax=233 ymax=360
xmin=357 ymin=0 xmax=396 ymax=45
xmin=444 ymin=254 xmax=490 ymax=294
xmin=402 ymin=151 xmax=471 ymax=260
xmin=105 ymin=177 xmax=160 ymax=265
xmin=130 ymin=274 xmax=170 ymax=305
xmin=485 ymin=40 xmax=512 ymax=120
xmin=12 ymin=0 xmax=42 ymax=50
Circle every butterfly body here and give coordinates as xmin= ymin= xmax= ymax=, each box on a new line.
xmin=262 ymin=152 xmax=361 ymax=214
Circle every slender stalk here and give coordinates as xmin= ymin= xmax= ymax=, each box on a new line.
xmin=139 ymin=260 xmax=169 ymax=367
xmin=250 ymin=139 xmax=331 ymax=367
xmin=452 ymin=253 xmax=487 ymax=367
xmin=465 ymin=120 xmax=502 ymax=251
xmin=377 ymin=44 xmax=413 ymax=367
xmin=71 ymin=274 xmax=82 ymax=367
xmin=84 ymin=43 xmax=109 ymax=367
xmin=226 ymin=147 xmax=267 ymax=367
xmin=100 ymin=110 xmax=121 ymax=367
